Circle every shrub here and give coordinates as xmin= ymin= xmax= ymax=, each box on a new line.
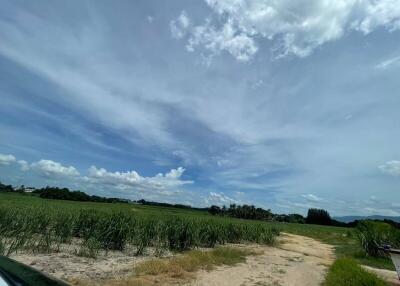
xmin=356 ymin=221 xmax=400 ymax=257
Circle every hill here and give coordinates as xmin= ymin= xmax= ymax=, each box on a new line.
xmin=334 ymin=215 xmax=400 ymax=223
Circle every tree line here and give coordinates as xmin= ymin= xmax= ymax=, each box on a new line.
xmin=135 ymin=199 xmax=208 ymax=211
xmin=0 ymin=182 xmax=128 ymax=204
xmin=33 ymin=187 xmax=129 ymax=203
xmin=208 ymin=204 xmax=348 ymax=227
xmin=1 ymin=181 xmax=398 ymax=228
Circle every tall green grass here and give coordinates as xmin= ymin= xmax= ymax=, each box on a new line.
xmin=324 ymin=258 xmax=388 ymax=286
xmin=0 ymin=204 xmax=280 ymax=257
xmin=356 ymin=221 xmax=400 ymax=257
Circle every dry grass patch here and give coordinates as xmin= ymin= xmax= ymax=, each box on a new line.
xmin=101 ymin=247 xmax=260 ymax=286
xmin=137 ymin=247 xmax=258 ymax=274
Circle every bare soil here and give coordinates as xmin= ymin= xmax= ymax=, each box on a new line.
xmin=187 ymin=233 xmax=335 ymax=286
xmin=10 ymin=233 xmax=335 ymax=286
xmin=10 ymin=246 xmax=172 ymax=283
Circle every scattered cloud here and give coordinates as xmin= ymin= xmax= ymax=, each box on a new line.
xmin=205 ymin=191 xmax=238 ymax=206
xmin=1 ymin=2 xmax=400 ymax=216
xmin=0 ymin=154 xmax=16 ymax=165
xmin=170 ymin=11 xmax=191 ymax=39
xmin=379 ymin=160 xmax=400 ymax=176
xmin=86 ymin=165 xmax=192 ymax=190
xmin=171 ymin=0 xmax=400 ymax=61
xmin=0 ymin=153 xmax=193 ymax=200
xmin=31 ymin=159 xmax=80 ymax=178
xmin=186 ymin=19 xmax=258 ymax=62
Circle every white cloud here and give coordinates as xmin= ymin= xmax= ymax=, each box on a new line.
xmin=84 ymin=166 xmax=192 ymax=200
xmin=352 ymin=0 xmax=400 ymax=34
xmin=86 ymin=165 xmax=192 ymax=191
xmin=31 ymin=159 xmax=80 ymax=178
xmin=376 ymin=56 xmax=400 ymax=69
xmin=17 ymin=160 xmax=30 ymax=171
xmin=0 ymin=153 xmax=16 ymax=165
xmin=0 ymin=152 xmax=193 ymax=201
xmin=165 ymin=166 xmax=186 ymax=179
xmin=205 ymin=191 xmax=238 ymax=205
xmin=170 ymin=11 xmax=191 ymax=39
xmin=379 ymin=160 xmax=400 ymax=176
xmin=301 ymin=193 xmax=322 ymax=202
xmin=172 ymin=0 xmax=400 ymax=61
xmin=186 ymin=19 xmax=258 ymax=62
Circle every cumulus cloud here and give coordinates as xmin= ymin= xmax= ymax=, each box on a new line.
xmin=0 ymin=152 xmax=193 ymax=200
xmin=165 ymin=167 xmax=186 ymax=179
xmin=171 ymin=0 xmax=400 ymax=61
xmin=0 ymin=154 xmax=16 ymax=165
xmin=379 ymin=160 xmax=400 ymax=176
xmin=31 ymin=159 xmax=80 ymax=178
xmin=86 ymin=165 xmax=191 ymax=189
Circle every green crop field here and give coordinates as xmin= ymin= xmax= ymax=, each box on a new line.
xmin=0 ymin=193 xmax=280 ymax=258
xmin=0 ymin=192 xmax=209 ymax=216
xmin=0 ymin=193 xmax=393 ymax=269
xmin=0 ymin=192 xmax=395 ymax=285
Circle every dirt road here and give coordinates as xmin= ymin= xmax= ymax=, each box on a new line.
xmin=188 ymin=233 xmax=335 ymax=286
xmin=10 ymin=233 xmax=335 ymax=285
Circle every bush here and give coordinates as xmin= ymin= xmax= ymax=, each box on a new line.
xmin=356 ymin=221 xmax=400 ymax=257
xmin=324 ymin=258 xmax=388 ymax=286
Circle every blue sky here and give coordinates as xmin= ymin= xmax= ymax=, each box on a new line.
xmin=1 ymin=0 xmax=400 ymax=216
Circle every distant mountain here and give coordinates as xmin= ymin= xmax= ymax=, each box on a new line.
xmin=334 ymin=215 xmax=400 ymax=223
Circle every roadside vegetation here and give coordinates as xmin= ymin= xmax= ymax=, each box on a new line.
xmin=268 ymin=220 xmax=395 ymax=271
xmin=357 ymin=220 xmax=400 ymax=257
xmin=324 ymin=258 xmax=388 ymax=286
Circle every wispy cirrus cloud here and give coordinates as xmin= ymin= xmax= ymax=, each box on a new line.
xmin=301 ymin=193 xmax=322 ymax=202
xmin=376 ymin=56 xmax=400 ymax=69
xmin=1 ymin=1 xmax=400 ymax=216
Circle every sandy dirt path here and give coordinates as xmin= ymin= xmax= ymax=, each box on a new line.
xmin=188 ymin=233 xmax=335 ymax=286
